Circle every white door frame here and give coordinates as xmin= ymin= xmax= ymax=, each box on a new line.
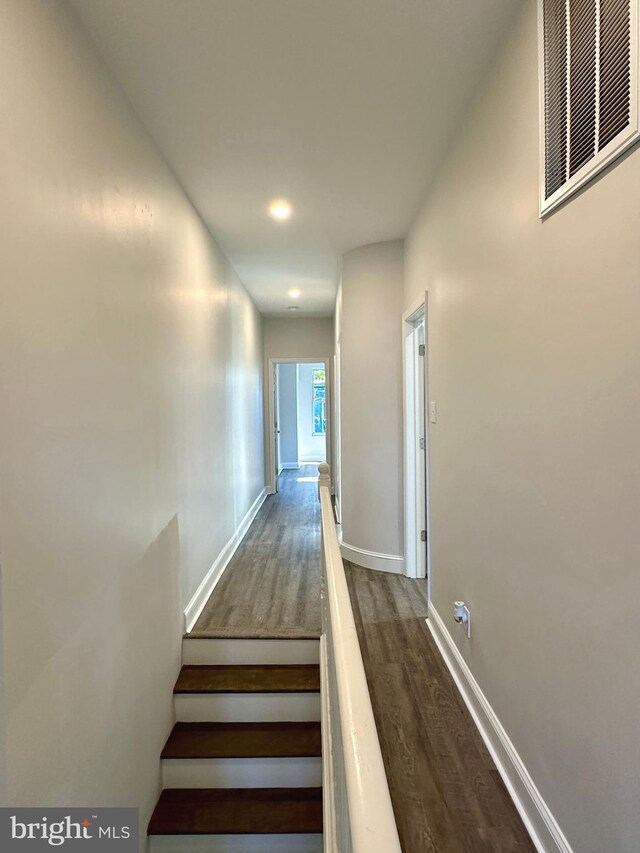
xmin=267 ymin=357 xmax=331 ymax=495
xmin=402 ymin=294 xmax=431 ymax=592
xmin=273 ymin=363 xmax=281 ymax=488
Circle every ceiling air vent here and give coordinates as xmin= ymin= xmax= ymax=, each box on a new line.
xmin=539 ymin=0 xmax=639 ymax=215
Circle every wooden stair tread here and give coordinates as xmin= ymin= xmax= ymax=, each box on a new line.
xmin=148 ymin=787 xmax=323 ymax=835
xmin=184 ymin=630 xmax=321 ymax=640
xmin=162 ymin=722 xmax=322 ymax=759
xmin=174 ymin=664 xmax=320 ymax=694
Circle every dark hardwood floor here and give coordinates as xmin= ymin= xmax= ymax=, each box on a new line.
xmin=345 ymin=562 xmax=535 ymax=853
xmin=148 ymin=787 xmax=323 ymax=836
xmin=162 ymin=721 xmax=322 ymax=760
xmin=174 ymin=664 xmax=321 ymax=694
xmin=190 ymin=466 xmax=321 ymax=638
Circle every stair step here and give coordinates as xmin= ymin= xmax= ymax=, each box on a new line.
xmin=149 ymin=833 xmax=323 ymax=852
xmin=182 ymin=638 xmax=320 ymax=665
xmin=174 ymin=692 xmax=321 ymax=723
xmin=161 ymin=756 xmax=322 ymax=790
xmin=174 ymin=665 xmax=320 ymax=694
xmin=148 ymin=787 xmax=323 ymax=836
xmin=162 ymin=722 xmax=322 ymax=759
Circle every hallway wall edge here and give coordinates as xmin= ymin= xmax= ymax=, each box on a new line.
xmin=184 ymin=488 xmax=267 ymax=633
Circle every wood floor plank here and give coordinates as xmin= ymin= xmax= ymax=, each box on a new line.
xmin=174 ymin=664 xmax=320 ymax=694
xmin=345 ymin=562 xmax=535 ymax=853
xmin=162 ymin=722 xmax=322 ymax=759
xmin=190 ymin=467 xmax=322 ymax=639
xmin=148 ymin=787 xmax=323 ymax=835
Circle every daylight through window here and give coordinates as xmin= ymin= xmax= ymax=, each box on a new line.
xmin=312 ymin=369 xmax=326 ymax=436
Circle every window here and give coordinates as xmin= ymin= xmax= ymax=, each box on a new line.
xmin=312 ymin=369 xmax=326 ymax=436
xmin=540 ymin=0 xmax=639 ymax=215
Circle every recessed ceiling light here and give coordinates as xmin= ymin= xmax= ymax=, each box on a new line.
xmin=269 ymin=199 xmax=292 ymax=221
xmin=288 ymin=305 xmax=300 ymax=311
xmin=288 ymin=288 xmax=301 ymax=299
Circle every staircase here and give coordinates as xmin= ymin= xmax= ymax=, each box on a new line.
xmin=148 ymin=638 xmax=323 ymax=852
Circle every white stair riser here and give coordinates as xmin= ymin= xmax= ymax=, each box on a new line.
xmin=161 ymin=756 xmax=322 ymax=789
xmin=174 ymin=693 xmax=321 ymax=722
xmin=182 ymin=639 xmax=320 ymax=666
xmin=149 ymin=834 xmax=323 ymax=853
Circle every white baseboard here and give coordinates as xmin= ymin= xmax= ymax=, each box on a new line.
xmin=184 ymin=488 xmax=267 ymax=633
xmin=339 ymin=541 xmax=404 ymax=575
xmin=426 ymin=603 xmax=573 ymax=853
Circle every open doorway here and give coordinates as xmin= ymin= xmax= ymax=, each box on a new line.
xmin=268 ymin=358 xmax=330 ymax=494
xmin=403 ymin=297 xmax=430 ymax=587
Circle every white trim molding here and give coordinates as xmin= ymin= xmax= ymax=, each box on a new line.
xmin=184 ymin=488 xmax=267 ymax=633
xmin=340 ymin=541 xmax=404 ymax=575
xmin=402 ymin=294 xmax=430 ymax=583
xmin=334 ymin=496 xmax=341 ymax=524
xmin=427 ymin=603 xmax=574 ymax=853
xmin=319 ymin=635 xmax=337 ymax=852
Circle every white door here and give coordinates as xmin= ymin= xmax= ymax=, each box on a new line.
xmin=273 ymin=365 xmax=280 ymax=493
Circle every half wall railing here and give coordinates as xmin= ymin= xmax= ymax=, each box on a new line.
xmin=317 ymin=462 xmax=402 ymax=853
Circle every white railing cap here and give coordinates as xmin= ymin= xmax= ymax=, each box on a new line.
xmin=319 ymin=463 xmax=402 ymax=853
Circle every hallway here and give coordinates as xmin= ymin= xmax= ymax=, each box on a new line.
xmin=4 ymin=2 xmax=639 ymax=849
xmin=190 ymin=467 xmax=322 ymax=639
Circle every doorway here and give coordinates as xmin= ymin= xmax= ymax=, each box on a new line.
xmin=403 ymin=297 xmax=430 ymax=587
xmin=268 ymin=358 xmax=330 ymax=494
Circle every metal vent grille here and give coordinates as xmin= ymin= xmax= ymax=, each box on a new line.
xmin=540 ymin=0 xmax=637 ymax=213
xmin=599 ymin=0 xmax=632 ymax=148
xmin=544 ymin=0 xmax=568 ymax=197
xmin=569 ymin=0 xmax=597 ymax=175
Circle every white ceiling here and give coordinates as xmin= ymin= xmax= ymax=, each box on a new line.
xmin=69 ymin=0 xmax=518 ymax=317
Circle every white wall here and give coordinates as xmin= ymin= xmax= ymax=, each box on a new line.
xmin=297 ymin=363 xmax=327 ymax=463
xmin=0 ymin=0 xmax=264 ymax=839
xmin=339 ymin=241 xmax=404 ymax=566
xmin=405 ymin=3 xmax=640 ymax=850
xmin=277 ymin=363 xmax=299 ymax=467
xmin=263 ymin=317 xmax=335 ymax=360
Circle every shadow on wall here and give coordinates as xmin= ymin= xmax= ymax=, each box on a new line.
xmin=5 ymin=513 xmax=182 ymax=841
